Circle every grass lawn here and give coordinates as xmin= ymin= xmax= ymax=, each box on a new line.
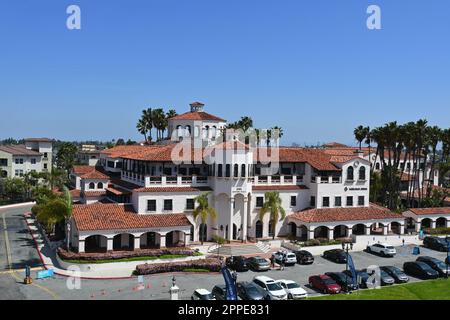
xmin=310 ymin=279 xmax=450 ymax=300
xmin=62 ymin=252 xmax=202 ymax=264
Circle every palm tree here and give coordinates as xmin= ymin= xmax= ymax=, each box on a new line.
xmin=142 ymin=108 xmax=154 ymax=142
xmin=259 ymin=191 xmax=286 ymax=240
xmin=237 ymin=116 xmax=253 ymax=132
xmin=192 ymin=192 xmax=217 ymax=245
xmin=354 ymin=125 xmax=368 ymax=150
xmin=425 ymin=126 xmax=441 ymax=198
xmin=166 ymin=109 xmax=178 ymax=138
xmin=63 ymin=186 xmax=73 ymax=250
xmin=136 ymin=118 xmax=148 ymax=142
xmin=152 ymin=108 xmax=166 ymax=140
xmin=271 ymin=126 xmax=283 ymax=146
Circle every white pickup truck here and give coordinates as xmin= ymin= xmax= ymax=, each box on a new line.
xmin=366 ymin=243 xmax=397 ymax=257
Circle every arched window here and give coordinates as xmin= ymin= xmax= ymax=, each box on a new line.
xmin=185 ymin=125 xmax=191 ymax=137
xmin=234 ymin=164 xmax=239 ymax=177
xmin=241 ymin=164 xmax=246 ymax=177
xmin=204 ymin=125 xmax=209 ymax=139
xmin=375 ymin=163 xmax=380 ymax=170
xmin=218 ymin=164 xmax=223 ymax=177
xmin=97 ymin=182 xmax=103 ymax=189
xmin=194 ymin=126 xmax=200 ymax=137
xmin=176 ymin=125 xmax=182 ymax=137
xmin=89 ymin=182 xmax=95 ymax=189
xmin=211 ymin=126 xmax=217 ymax=138
xmin=359 ymin=166 xmax=366 ymax=180
xmin=225 ymin=164 xmax=231 ymax=177
xmin=347 ymin=167 xmax=354 ymax=181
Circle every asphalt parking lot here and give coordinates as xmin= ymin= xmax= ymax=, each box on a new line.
xmin=1 ymin=205 xmax=448 ymax=300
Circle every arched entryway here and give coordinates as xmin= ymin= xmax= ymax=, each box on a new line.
xmin=436 ymin=217 xmax=447 ymax=228
xmin=391 ymin=222 xmax=401 ymax=235
xmin=255 ymin=220 xmax=263 ymax=238
xmin=352 ymin=224 xmax=366 ymax=235
xmin=140 ymin=232 xmax=160 ymax=249
xmin=314 ymin=226 xmax=328 ymax=239
xmin=333 ymin=225 xmax=347 ymax=239
xmin=84 ymin=235 xmax=107 ymax=253
xmin=421 ymin=218 xmax=432 ymax=229
xmin=166 ymin=231 xmax=186 ymax=247
xmin=233 ymin=223 xmax=238 ymax=240
xmin=370 ymin=223 xmax=384 ymax=235
xmin=288 ymin=222 xmax=297 ymax=237
xmin=298 ymin=225 xmax=308 ymax=241
xmin=113 ymin=233 xmax=134 ymax=251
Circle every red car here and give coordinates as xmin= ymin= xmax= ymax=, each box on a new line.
xmin=308 ymin=275 xmax=341 ymax=294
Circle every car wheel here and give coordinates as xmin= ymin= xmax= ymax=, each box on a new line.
xmin=380 ymin=251 xmax=385 ymax=257
xmin=323 ymin=289 xmax=327 ymax=294
xmin=288 ymin=294 xmax=293 ymax=300
xmin=367 ymin=247 xmax=371 ymax=253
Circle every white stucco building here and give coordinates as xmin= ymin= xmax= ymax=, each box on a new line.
xmin=67 ymin=103 xmax=446 ymax=254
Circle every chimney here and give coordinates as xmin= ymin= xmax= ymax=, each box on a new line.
xmin=190 ymin=102 xmax=204 ymax=112
xmin=353 ymin=149 xmax=365 ymax=158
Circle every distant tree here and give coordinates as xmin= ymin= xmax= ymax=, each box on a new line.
xmin=193 ymin=192 xmax=217 ymax=245
xmin=56 ymin=142 xmax=78 ymax=174
xmin=115 ymin=138 xmax=125 ymax=146
xmin=259 ymin=192 xmax=286 ymax=240
xmin=126 ymin=139 xmax=136 ymax=145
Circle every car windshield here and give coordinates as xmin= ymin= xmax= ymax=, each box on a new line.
xmin=418 ymin=263 xmax=434 ymax=271
xmin=387 ymin=267 xmax=402 ymax=275
xmin=201 ymin=293 xmax=214 ymax=300
xmin=246 ymin=286 xmax=262 ymax=295
xmin=286 ymin=283 xmax=300 ymax=289
xmin=380 ymin=270 xmax=390 ymax=277
xmin=435 ymin=261 xmax=447 ymax=269
xmin=385 ymin=246 xmax=395 ymax=250
xmin=267 ymin=282 xmax=283 ymax=291
xmin=287 ymin=254 xmax=296 ymax=258
xmin=256 ymin=259 xmax=268 ymax=264
xmin=322 ymin=278 xmax=336 ymax=285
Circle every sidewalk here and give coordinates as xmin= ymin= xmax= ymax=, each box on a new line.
xmin=24 ymin=212 xmax=138 ymax=279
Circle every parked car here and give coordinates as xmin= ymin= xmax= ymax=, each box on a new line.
xmin=277 ymin=279 xmax=308 ymax=299
xmin=342 ymin=269 xmax=370 ymax=288
xmin=308 ymin=274 xmax=341 ymax=294
xmin=294 ymin=250 xmax=314 ymax=265
xmin=380 ymin=266 xmax=409 ymax=283
xmin=236 ymin=281 xmax=266 ymax=301
xmin=323 ymin=249 xmax=347 ymax=263
xmin=211 ymin=285 xmax=228 ymax=300
xmin=361 ymin=268 xmax=395 ymax=286
xmin=423 ymin=236 xmax=450 ymax=252
xmin=366 ymin=243 xmax=397 ymax=257
xmin=272 ymin=251 xmax=297 ymax=266
xmin=252 ymin=276 xmax=287 ymax=300
xmin=191 ymin=289 xmax=216 ymax=300
xmin=226 ymin=256 xmax=249 ymax=272
xmin=416 ymin=256 xmax=449 ymax=277
xmin=247 ymin=256 xmax=271 ymax=271
xmin=325 ymin=272 xmax=358 ymax=292
xmin=403 ymin=261 xmax=440 ymax=280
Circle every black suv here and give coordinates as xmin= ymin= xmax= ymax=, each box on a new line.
xmin=294 ymin=250 xmax=314 ymax=265
xmin=416 ymin=256 xmax=449 ymax=277
xmin=403 ymin=261 xmax=439 ymax=280
xmin=423 ymin=236 xmax=450 ymax=252
xmin=236 ymin=281 xmax=265 ymax=300
xmin=226 ymin=256 xmax=249 ymax=272
xmin=325 ymin=272 xmax=358 ymax=291
xmin=323 ymin=249 xmax=347 ymax=263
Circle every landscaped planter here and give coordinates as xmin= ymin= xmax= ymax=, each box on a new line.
xmin=135 ymin=258 xmax=222 ymax=275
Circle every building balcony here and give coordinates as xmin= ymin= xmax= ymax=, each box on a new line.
xmin=252 ymin=175 xmax=304 ymax=186
xmin=311 ymin=176 xmax=342 ymax=184
xmin=144 ymin=175 xmax=209 ymax=188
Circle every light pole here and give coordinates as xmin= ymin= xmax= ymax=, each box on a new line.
xmin=342 ymin=242 xmax=354 ymax=293
xmin=67 ymin=222 xmax=71 ymax=252
xmin=446 ymin=238 xmax=449 ymax=279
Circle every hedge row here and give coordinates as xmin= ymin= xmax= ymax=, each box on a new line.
xmin=135 ymin=258 xmax=222 ymax=275
xmin=58 ymin=247 xmax=195 ymax=261
xmin=423 ymin=227 xmax=450 ymax=235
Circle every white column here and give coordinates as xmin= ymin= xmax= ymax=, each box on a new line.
xmin=400 ymin=224 xmax=405 ymax=235
xmin=160 ymin=234 xmax=166 ymax=248
xmin=107 ymin=238 xmax=113 ymax=251
xmin=415 ymin=221 xmax=421 ymax=232
xmin=446 ymin=219 xmax=450 ymax=228
xmin=134 ymin=236 xmax=141 ymax=250
xmin=185 ymin=232 xmax=190 ymax=246
xmin=78 ymin=240 xmax=85 ymax=253
xmin=242 ymin=197 xmax=248 ymax=242
xmin=328 ymin=228 xmax=334 ymax=240
xmin=431 ymin=220 xmax=436 ymax=229
xmin=365 ymin=225 xmax=371 ymax=235
xmin=382 ymin=225 xmax=388 ymax=235
xmin=347 ymin=226 xmax=353 ymax=237
xmin=228 ymin=197 xmax=234 ymax=241
xmin=308 ymin=228 xmax=315 ymax=240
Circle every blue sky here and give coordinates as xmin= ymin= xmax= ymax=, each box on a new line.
xmin=0 ymin=0 xmax=449 ymax=145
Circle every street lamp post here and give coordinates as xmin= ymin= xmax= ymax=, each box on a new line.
xmin=342 ymin=242 xmax=354 ymax=293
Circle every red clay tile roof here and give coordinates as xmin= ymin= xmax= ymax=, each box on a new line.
xmin=72 ymin=165 xmax=96 ymax=175
xmin=288 ymin=204 xmax=401 ymax=223
xmin=81 ymin=170 xmax=110 ymax=180
xmin=407 ymin=207 xmax=450 ymax=216
xmin=70 ymin=190 xmax=81 ymax=198
xmin=72 ymin=203 xmax=191 ymax=231
xmin=82 ymin=191 xmax=107 ymax=198
xmin=252 ymin=185 xmax=309 ymax=191
xmin=169 ymin=111 xmax=225 ymax=122
xmin=106 ymin=186 xmax=132 ymax=196
xmin=110 ymin=179 xmax=142 ymax=191
xmin=0 ymin=145 xmax=41 ymax=156
xmin=101 ymin=145 xmax=148 ymax=158
xmin=134 ymin=186 xmax=212 ymax=193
